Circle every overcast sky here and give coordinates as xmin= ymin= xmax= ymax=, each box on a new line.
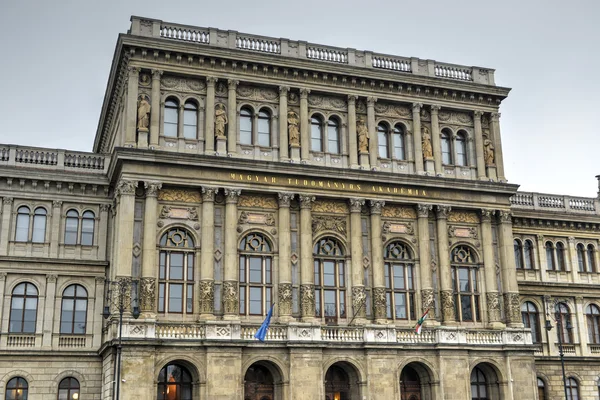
xmin=0 ymin=0 xmax=598 ymax=197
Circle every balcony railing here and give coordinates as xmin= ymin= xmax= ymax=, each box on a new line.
xmin=0 ymin=145 xmax=109 ymax=174
xmin=511 ymin=191 xmax=599 ymax=215
xmin=129 ymin=16 xmax=496 ymax=85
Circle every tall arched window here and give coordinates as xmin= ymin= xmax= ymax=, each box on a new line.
xmin=310 ymin=116 xmax=323 ymax=152
xmin=15 ymin=206 xmax=47 ymax=243
xmin=163 ymin=98 xmax=179 ymax=137
xmin=521 ymin=301 xmax=541 ymax=343
xmin=384 ymin=241 xmax=415 ymax=321
xmin=15 ymin=206 xmax=31 ymax=242
xmin=65 ymin=210 xmax=79 ymax=245
xmin=537 ymin=378 xmax=546 ymax=400
xmin=58 ymin=377 xmax=80 ymax=400
xmin=158 ymin=228 xmax=195 ymax=314
xmin=239 ymin=233 xmax=273 ymax=316
xmin=240 ymin=107 xmax=253 ymax=145
xmin=441 ymin=130 xmax=452 ymax=165
xmin=377 ymin=123 xmax=390 ymax=158
xmin=587 ymin=244 xmax=596 ymax=272
xmin=314 ymin=237 xmax=346 ymax=322
xmin=451 ymin=246 xmax=480 ymax=322
xmin=32 ymin=207 xmax=47 ymax=243
xmin=183 ymin=101 xmax=198 ymax=139
xmin=545 ymin=242 xmax=556 ymax=271
xmin=514 ymin=239 xmax=524 ymax=269
xmin=327 ymin=117 xmax=340 ymax=154
xmin=64 ymin=210 xmax=95 ymax=246
xmin=257 ymin=109 xmax=271 ymax=147
xmin=555 ymin=302 xmax=573 ymax=344
xmin=393 ymin=124 xmax=406 ymax=160
xmin=5 ymin=377 xmax=28 ymax=400
xmin=586 ymin=304 xmax=600 ymax=344
xmin=577 ymin=244 xmax=586 ymax=272
xmin=470 ymin=367 xmax=487 ymax=400
xmin=524 ymin=240 xmax=535 ymax=270
xmin=566 ymin=377 xmax=579 ymax=400
xmin=60 ymin=284 xmax=88 ymax=334
xmin=556 ymin=242 xmax=566 ymax=271
xmin=157 ymin=363 xmax=193 ymax=400
xmin=81 ymin=211 xmax=95 ymax=246
xmin=455 ymin=131 xmax=468 ymax=166
xmin=9 ymin=282 xmax=38 ymax=333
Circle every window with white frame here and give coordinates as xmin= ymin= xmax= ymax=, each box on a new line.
xmin=183 ymin=101 xmax=198 ymax=139
xmin=158 ymin=228 xmax=195 ymax=314
xmin=64 ymin=210 xmax=95 ymax=246
xmin=451 ymin=245 xmax=480 ymax=322
xmin=15 ymin=206 xmax=47 ymax=243
xmin=238 ymin=232 xmax=273 ymax=316
xmin=163 ymin=98 xmax=179 ymax=137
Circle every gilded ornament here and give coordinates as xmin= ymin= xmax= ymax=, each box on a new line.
xmin=238 ymin=195 xmax=278 ymax=209
xmin=139 ymin=278 xmax=156 ymax=312
xmin=144 ymin=181 xmax=162 ymax=197
xmin=312 ymin=200 xmax=348 ymax=214
xmin=158 ymin=189 xmax=202 ymax=203
xmin=312 ymin=215 xmax=347 ymax=235
xmin=369 ymin=200 xmax=385 ymax=214
xmin=447 ymin=211 xmax=479 ymax=224
xmin=381 ymin=205 xmax=417 ymax=219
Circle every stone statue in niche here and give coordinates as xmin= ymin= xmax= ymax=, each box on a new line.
xmin=137 ymin=96 xmax=151 ymax=132
xmin=215 ymin=104 xmax=227 ymax=138
xmin=357 ymin=118 xmax=369 ymax=153
xmin=422 ymin=126 xmax=433 ymax=160
xmin=484 ymin=138 xmax=495 ymax=165
xmin=287 ymin=110 xmax=300 ymax=146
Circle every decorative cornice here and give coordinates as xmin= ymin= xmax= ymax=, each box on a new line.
xmin=299 ymin=195 xmax=315 ymax=210
xmin=498 ymin=210 xmax=512 ymax=223
xmin=115 ymin=179 xmax=137 ymax=196
xmin=436 ymin=205 xmax=451 ymax=219
xmin=480 ymin=209 xmax=494 ymax=222
xmin=2 ymin=197 xmax=13 ymax=205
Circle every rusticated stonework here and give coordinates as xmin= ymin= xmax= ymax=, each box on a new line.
xmin=351 ymin=286 xmax=367 ymax=319
xmin=300 ymin=284 xmax=315 ymax=318
xmin=373 ymin=287 xmax=387 ymax=320
xmin=421 ymin=289 xmax=435 ymax=318
xmin=278 ymin=283 xmax=293 ymax=316
xmin=199 ymin=280 xmax=215 ymax=314
xmin=222 ymin=281 xmax=238 ymax=315
xmin=504 ymin=292 xmax=521 ymax=324
xmin=486 ymin=292 xmax=501 ymax=322
xmin=440 ymin=290 xmax=455 ymax=322
xmin=139 ymin=277 xmax=156 ymax=312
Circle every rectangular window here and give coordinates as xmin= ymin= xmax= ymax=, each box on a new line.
xmin=378 ymin=132 xmax=388 ymax=158
xmin=158 ymin=283 xmax=165 ymax=312
xmin=164 ymin=107 xmax=178 ymax=137
xmin=327 ymin=125 xmax=339 ymax=154
xmin=81 ymin=219 xmax=94 ymax=246
xmin=258 ymin=118 xmax=270 ymax=147
xmin=311 ymin=124 xmax=322 ymax=152
xmin=240 ymin=116 xmax=252 ymax=145
xmin=15 ymin=214 xmax=29 ymax=242
xmin=183 ymin=109 xmax=197 ymax=139
xmin=168 ymin=284 xmax=183 ymax=313
xmin=65 ymin=218 xmax=78 ymax=245
xmin=393 ymin=133 xmax=405 ymax=160
xmin=249 ymin=287 xmax=262 ymax=315
xmin=32 ymin=215 xmax=46 ymax=243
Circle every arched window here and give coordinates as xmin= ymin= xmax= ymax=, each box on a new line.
xmin=58 ymin=377 xmax=80 ymax=400
xmin=324 ymin=364 xmax=352 ymax=400
xmin=545 ymin=242 xmax=556 ymax=271
xmin=327 ymin=117 xmax=340 ymax=154
xmin=521 ymin=301 xmax=541 ymax=343
xmin=537 ymin=378 xmax=546 ymax=400
xmin=441 ymin=130 xmax=452 ymax=165
xmin=514 ymin=239 xmax=524 ymax=269
xmin=9 ymin=282 xmax=38 ymax=333
xmin=183 ymin=101 xmax=198 ymax=139
xmin=314 ymin=237 xmax=346 ymax=322
xmin=32 ymin=207 xmax=47 ymax=243
xmin=393 ymin=124 xmax=406 ymax=160
xmin=65 ymin=210 xmax=79 ymax=245
xmin=239 ymin=233 xmax=273 ymax=316
xmin=377 ymin=123 xmax=390 ymax=158
xmin=577 ymin=243 xmax=586 ymax=272
xmin=455 ymin=131 xmax=468 ymax=166
xmin=15 ymin=206 xmax=31 ymax=242
xmin=157 ymin=363 xmax=193 ymax=400
xmin=5 ymin=377 xmax=28 ymax=400
xmin=240 ymin=107 xmax=253 ymax=145
xmin=451 ymin=246 xmax=480 ymax=322
xmin=258 ymin=109 xmax=271 ymax=147
xmin=81 ymin=211 xmax=95 ymax=246
xmin=310 ymin=116 xmax=323 ymax=152
xmin=244 ymin=363 xmax=275 ymax=400
xmin=566 ymin=377 xmax=579 ymax=400
xmin=587 ymin=244 xmax=596 ymax=273
xmin=524 ymin=240 xmax=535 ymax=270
xmin=556 ymin=242 xmax=566 ymax=271
xmin=60 ymin=284 xmax=88 ymax=334
xmin=586 ymin=304 xmax=600 ymax=344
xmin=158 ymin=229 xmax=195 ymax=314
xmin=163 ymin=98 xmax=179 ymax=137
xmin=555 ymin=302 xmax=573 ymax=344
xmin=470 ymin=367 xmax=487 ymax=400
xmin=64 ymin=210 xmax=95 ymax=246
xmin=384 ymin=242 xmax=415 ymax=321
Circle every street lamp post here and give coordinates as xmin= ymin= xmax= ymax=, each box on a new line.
xmin=543 ymin=296 xmax=572 ymax=400
xmin=102 ymin=279 xmax=140 ymax=400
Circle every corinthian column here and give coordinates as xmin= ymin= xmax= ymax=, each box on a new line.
xmin=349 ymin=198 xmax=366 ymax=323
xmin=348 ymin=95 xmax=358 ymax=168
xmin=367 ymin=97 xmax=378 ymax=168
xmin=490 ymin=113 xmax=505 ymax=180
xmin=370 ymin=200 xmax=386 ymax=322
xmin=473 ymin=111 xmax=486 ymax=179
xmin=125 ymin=67 xmax=140 ymax=147
xmin=430 ymin=105 xmax=442 ymax=175
xmin=436 ymin=205 xmax=454 ymax=323
xmin=278 ymin=192 xmax=294 ymax=320
xmin=498 ymin=210 xmax=521 ymax=326
xmin=140 ymin=181 xmax=162 ymax=313
xmin=299 ymin=195 xmax=315 ymax=321
xmin=417 ymin=204 xmax=435 ymax=321
xmin=480 ymin=209 xmax=503 ymax=328
xmin=150 ymin=69 xmax=162 ymax=148
xmin=227 ymin=79 xmax=239 ymax=155
xmin=279 ymin=86 xmax=290 ymax=160
xmin=223 ymin=188 xmax=241 ymax=319
xmin=300 ymin=89 xmax=310 ymax=162
xmin=204 ymin=77 xmax=217 ymax=154
xmin=199 ymin=186 xmax=218 ymax=318
xmin=115 ymin=179 xmax=137 ymax=278
xmin=412 ymin=103 xmax=424 ymax=174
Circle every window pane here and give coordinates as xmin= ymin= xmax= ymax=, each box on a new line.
xmin=183 ymin=109 xmax=197 ymax=139
xmin=327 ymin=122 xmax=339 ymax=154
xmin=65 ymin=217 xmax=79 ymax=245
xmin=393 ymin=132 xmax=405 ymax=160
xmin=311 ymin=119 xmax=322 ymax=151
xmin=456 ymin=135 xmax=467 ymax=166
xmin=324 ymin=290 xmax=336 ymax=317
xmin=240 ymin=112 xmax=252 ymax=145
xmin=15 ymin=214 xmax=30 ymax=242
xmin=394 ymin=293 xmax=406 ymax=319
xmin=393 ymin=265 xmax=405 ymax=289
xmin=461 ymin=295 xmax=473 ymax=321
xmin=386 ymin=292 xmax=392 ymax=318
xmin=164 ymin=104 xmax=178 ymax=137
xmin=258 ymin=116 xmax=270 ymax=147
xmin=378 ymin=130 xmax=388 ymax=158
xmin=186 ymin=285 xmax=193 ymax=313
xmin=441 ymin=134 xmax=452 ymax=164
xmin=249 ymin=287 xmax=262 ymax=315
xmin=239 ymin=286 xmax=245 ymax=314
xmin=32 ymin=214 xmax=46 ymax=243
xmin=168 ymin=284 xmax=183 ymax=312
xmin=158 ymin=283 xmax=165 ymax=312
xmin=524 ymin=241 xmax=534 ymax=270
xmin=249 ymin=257 xmax=262 ymax=283
xmin=81 ymin=217 xmax=94 ymax=246
xmin=323 ymin=261 xmax=335 ymax=286
xmin=315 ymin=289 xmax=321 ymax=316
xmin=169 ymin=253 xmax=184 ymax=280
xmin=459 ymin=268 xmax=469 ymax=292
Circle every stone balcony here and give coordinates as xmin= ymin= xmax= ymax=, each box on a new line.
xmin=511 ymin=191 xmax=599 ymax=215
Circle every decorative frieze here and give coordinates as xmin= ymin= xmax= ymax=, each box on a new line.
xmin=278 ymin=283 xmax=293 ymax=316
xmin=312 ymin=199 xmax=347 ymax=214
xmin=448 ymin=226 xmax=478 ymax=239
xmin=351 ymin=286 xmax=367 ymax=318
xmin=373 ymin=287 xmax=387 ymax=320
xmin=448 ymin=211 xmax=479 ymax=224
xmin=421 ymin=289 xmax=435 ymax=318
xmin=300 ymin=284 xmax=315 ymax=317
xmin=440 ymin=290 xmax=454 ymax=322
xmin=158 ymin=189 xmax=202 ymax=203
xmin=223 ymin=281 xmax=238 ymax=315
xmin=161 ymin=75 xmax=207 ymax=93
xmin=238 ymin=211 xmax=275 ymax=226
xmin=382 ymin=221 xmax=414 ymax=235
xmin=236 ymin=84 xmax=278 ymax=102
xmin=486 ymin=292 xmax=501 ymax=322
xmin=312 ymin=215 xmax=346 ymax=235
xmin=382 ymin=205 xmax=416 ymax=219
xmin=307 ymin=94 xmax=347 ymax=111
xmin=238 ymin=195 xmax=278 ymax=209
xmin=139 ymin=277 xmax=156 ymax=312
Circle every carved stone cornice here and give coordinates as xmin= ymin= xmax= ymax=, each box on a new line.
xmin=369 ymin=200 xmax=385 ymax=215
xmin=430 ymin=104 xmax=441 ymax=113
xmin=46 ymin=274 xmax=58 ymax=283
xmin=278 ymin=192 xmax=295 ymax=208
xmin=417 ymin=204 xmax=432 ymax=218
xmin=279 ymin=85 xmax=290 ymax=94
xmin=201 ymin=186 xmax=218 ymax=202
xmin=367 ymin=96 xmax=377 ymax=106
xmin=349 ymin=198 xmax=365 ymax=213
xmin=347 ymin=94 xmax=357 ymax=104
xmin=436 ymin=205 xmax=451 ymax=219
xmin=224 ymin=188 xmax=241 ymax=204
xmin=127 ymin=66 xmax=140 ymax=76
xmin=491 ymin=112 xmax=501 ymax=121
xmin=312 ymin=215 xmax=346 ymax=235
xmin=144 ymin=181 xmax=162 ymax=197
xmin=227 ymin=79 xmax=239 ymax=89
xmin=115 ymin=179 xmax=137 ymax=197
xmin=299 ymin=195 xmax=315 ymax=210
xmin=151 ymin=69 xmax=163 ymax=80
xmin=99 ymin=204 xmax=111 ymax=213
xmin=474 ymin=110 xmax=484 ymax=118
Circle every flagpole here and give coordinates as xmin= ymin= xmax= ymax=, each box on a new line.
xmin=348 ymin=299 xmax=366 ymax=326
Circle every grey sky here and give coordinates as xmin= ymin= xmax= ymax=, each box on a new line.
xmin=1 ymin=0 xmax=598 ymax=197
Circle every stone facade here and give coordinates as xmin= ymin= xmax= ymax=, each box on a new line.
xmin=0 ymin=15 xmax=598 ymax=400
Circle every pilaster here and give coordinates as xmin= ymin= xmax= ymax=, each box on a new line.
xmin=299 ymin=89 xmax=310 ymax=162
xmin=149 ymin=69 xmax=162 ymax=148
xmin=125 ymin=66 xmax=140 ymax=147
xmin=299 ymin=194 xmax=315 ymax=321
xmin=412 ymin=103 xmax=424 ymax=174
xmin=370 ymin=200 xmax=386 ymax=322
xmin=473 ymin=111 xmax=486 ymax=179
xmin=416 ymin=203 xmax=436 ymax=322
xmin=115 ymin=179 xmax=137 ymax=278
xmin=490 ymin=112 xmax=505 ymax=180
xmin=278 ymin=192 xmax=294 ymax=320
xmin=42 ymin=274 xmax=57 ymax=348
xmin=227 ymin=79 xmax=239 ymax=155
xmin=498 ymin=210 xmax=521 ymax=326
xmin=223 ymin=188 xmax=241 ymax=318
xmin=349 ymin=198 xmax=366 ymax=323
xmin=278 ymin=86 xmax=290 ymax=160
xmin=140 ymin=181 xmax=161 ymax=314
xmin=480 ymin=209 xmax=503 ymax=328
xmin=347 ymin=95 xmax=358 ymax=168
xmin=430 ymin=105 xmax=442 ymax=175
xmin=204 ymin=77 xmax=217 ymax=154
xmin=436 ymin=205 xmax=454 ymax=323
xmin=199 ymin=186 xmax=218 ymax=318
xmin=367 ymin=97 xmax=378 ymax=168
xmin=0 ymin=197 xmax=13 ymax=256
xmin=49 ymin=200 xmax=62 ymax=258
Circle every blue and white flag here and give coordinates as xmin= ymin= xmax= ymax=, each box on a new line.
xmin=254 ymin=304 xmax=275 ymax=342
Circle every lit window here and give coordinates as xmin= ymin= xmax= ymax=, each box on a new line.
xmin=5 ymin=377 xmax=28 ymax=400
xmin=157 ymin=363 xmax=192 ymax=400
xmin=58 ymin=377 xmax=80 ymax=400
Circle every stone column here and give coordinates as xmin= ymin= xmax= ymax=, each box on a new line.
xmin=430 ymin=105 xmax=442 ymax=175
xmin=199 ymin=187 xmax=218 ymax=317
xmin=498 ymin=211 xmax=521 ymax=327
xmin=574 ymin=296 xmax=589 ymax=355
xmin=227 ymin=79 xmax=239 ymax=155
xmin=300 ymin=89 xmax=310 ymax=162
xmin=0 ymin=273 xmax=6 ymax=334
xmin=536 ymin=234 xmax=548 ymax=282
xmin=140 ymin=181 xmax=162 ymax=314
xmin=412 ymin=103 xmax=424 ymax=174
xmin=279 ymin=86 xmax=290 ymax=161
xmin=98 ymin=204 xmax=110 ymax=261
xmin=367 ymin=97 xmax=378 ymax=168
xmin=115 ymin=180 xmax=137 ymax=278
xmin=349 ymin=198 xmax=366 ymax=323
xmin=92 ymin=277 xmax=105 ymax=348
xmin=480 ymin=209 xmax=503 ymax=328
xmin=150 ymin=69 xmax=162 ymax=148
xmin=436 ymin=205 xmax=454 ymax=323
xmin=125 ymin=66 xmax=140 ymax=147
xmin=0 ymin=198 xmax=12 ymax=256
xmin=473 ymin=111 xmax=486 ymax=179
xmin=42 ymin=274 xmax=57 ymax=348
xmin=567 ymin=237 xmax=579 ymax=282
xmin=49 ymin=200 xmax=62 ymax=258
xmin=223 ymin=188 xmax=241 ymax=318
xmin=417 ymin=204 xmax=435 ymax=320
xmin=299 ymin=195 xmax=315 ymax=321
xmin=278 ymin=193 xmax=294 ymax=320
xmin=347 ymin=95 xmax=358 ymax=168
xmin=490 ymin=113 xmax=506 ymax=180
xmin=204 ymin=77 xmax=217 ymax=154
xmin=370 ymin=200 xmax=386 ymax=322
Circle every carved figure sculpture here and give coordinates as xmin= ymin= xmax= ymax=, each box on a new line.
xmin=215 ymin=104 xmax=228 ymax=138
xmin=137 ymin=97 xmax=151 ymax=131
xmin=357 ymin=118 xmax=369 ymax=153
xmin=422 ymin=126 xmax=433 ymax=159
xmin=287 ymin=111 xmax=300 ymax=146
xmin=484 ymin=138 xmax=495 ymax=165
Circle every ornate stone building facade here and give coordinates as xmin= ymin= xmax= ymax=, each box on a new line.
xmin=0 ymin=15 xmax=598 ymax=400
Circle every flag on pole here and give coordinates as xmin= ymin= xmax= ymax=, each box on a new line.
xmin=414 ymin=309 xmax=429 ymax=335
xmin=254 ymin=304 xmax=275 ymax=342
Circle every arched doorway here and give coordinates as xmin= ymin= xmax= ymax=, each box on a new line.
xmin=157 ymin=363 xmax=193 ymax=400
xmin=470 ymin=363 xmax=501 ymax=400
xmin=324 ymin=362 xmax=361 ymax=400
xmin=244 ymin=362 xmax=280 ymax=400
xmin=400 ymin=365 xmax=421 ymax=400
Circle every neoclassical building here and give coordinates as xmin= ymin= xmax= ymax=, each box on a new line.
xmin=0 ymin=15 xmax=599 ymax=400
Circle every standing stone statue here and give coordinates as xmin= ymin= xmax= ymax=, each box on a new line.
xmin=215 ymin=104 xmax=227 ymax=139
xmin=422 ymin=126 xmax=433 ymax=160
xmin=357 ymin=118 xmax=369 ymax=153
xmin=137 ymin=96 xmax=151 ymax=131
xmin=484 ymin=138 xmax=495 ymax=165
xmin=287 ymin=110 xmax=300 ymax=146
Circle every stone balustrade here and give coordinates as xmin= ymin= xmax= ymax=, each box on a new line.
xmin=0 ymin=145 xmax=109 ymax=174
xmin=129 ymin=16 xmax=496 ymax=85
xmin=511 ymin=191 xmax=599 ymax=215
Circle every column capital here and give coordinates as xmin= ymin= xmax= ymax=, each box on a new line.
xmin=115 ymin=179 xmax=138 ymax=197
xmin=224 ymin=188 xmax=241 ymax=204
xmin=367 ymin=96 xmax=377 ymax=106
xmin=536 ymin=234 xmax=544 ymax=242
xmin=144 ymin=181 xmax=162 ymax=197
xmin=369 ymin=200 xmax=385 ymax=214
xmin=430 ymin=104 xmax=441 ymax=112
xmin=349 ymin=198 xmax=365 ymax=213
xmin=498 ymin=210 xmax=512 ymax=223
xmin=201 ymin=186 xmax=219 ymax=202
xmin=299 ymin=195 xmax=315 ymax=209
xmin=151 ymin=69 xmax=163 ymax=79
xmin=347 ymin=94 xmax=358 ymax=103
xmin=206 ymin=76 xmax=218 ymax=86
xmin=299 ymin=88 xmax=310 ymax=98
xmin=279 ymin=85 xmax=290 ymax=94
xmin=99 ymin=204 xmax=111 ymax=213
xmin=227 ymin=79 xmax=239 ymax=88
xmin=127 ymin=66 xmax=140 ymax=76
xmin=278 ymin=192 xmax=295 ymax=207
xmin=2 ymin=197 xmax=13 ymax=205
xmin=52 ymin=200 xmax=63 ymax=208
xmin=417 ymin=203 xmax=433 ymax=218
xmin=491 ymin=112 xmax=501 ymax=121
xmin=568 ymin=236 xmax=576 ymax=244
xmin=46 ymin=274 xmax=58 ymax=283
xmin=473 ymin=110 xmax=484 ymax=118
xmin=480 ymin=209 xmax=495 ymax=222
xmin=0 ymin=272 xmax=6 ymax=281
xmin=412 ymin=103 xmax=423 ymax=112
xmin=435 ymin=205 xmax=451 ymax=219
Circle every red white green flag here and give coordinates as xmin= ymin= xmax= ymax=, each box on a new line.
xmin=414 ymin=309 xmax=430 ymax=335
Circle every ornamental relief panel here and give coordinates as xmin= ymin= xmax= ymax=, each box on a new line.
xmin=161 ymin=75 xmax=207 ymax=93
xmin=382 ymin=221 xmax=414 ymax=235
xmin=307 ymin=94 xmax=347 ymax=111
xmin=373 ymin=102 xmax=411 ymax=118
xmin=236 ymin=84 xmax=279 ymax=103
xmin=238 ymin=211 xmax=276 ymax=226
xmin=312 ymin=200 xmax=348 ymax=214
xmin=381 ymin=205 xmax=417 ymax=219
xmin=438 ymin=111 xmax=473 ymax=126
xmin=448 ymin=225 xmax=478 ymax=239
xmin=158 ymin=189 xmax=202 ymax=203
xmin=447 ymin=211 xmax=479 ymax=224
xmin=238 ymin=195 xmax=278 ymax=209
xmin=312 ymin=215 xmax=347 ymax=236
